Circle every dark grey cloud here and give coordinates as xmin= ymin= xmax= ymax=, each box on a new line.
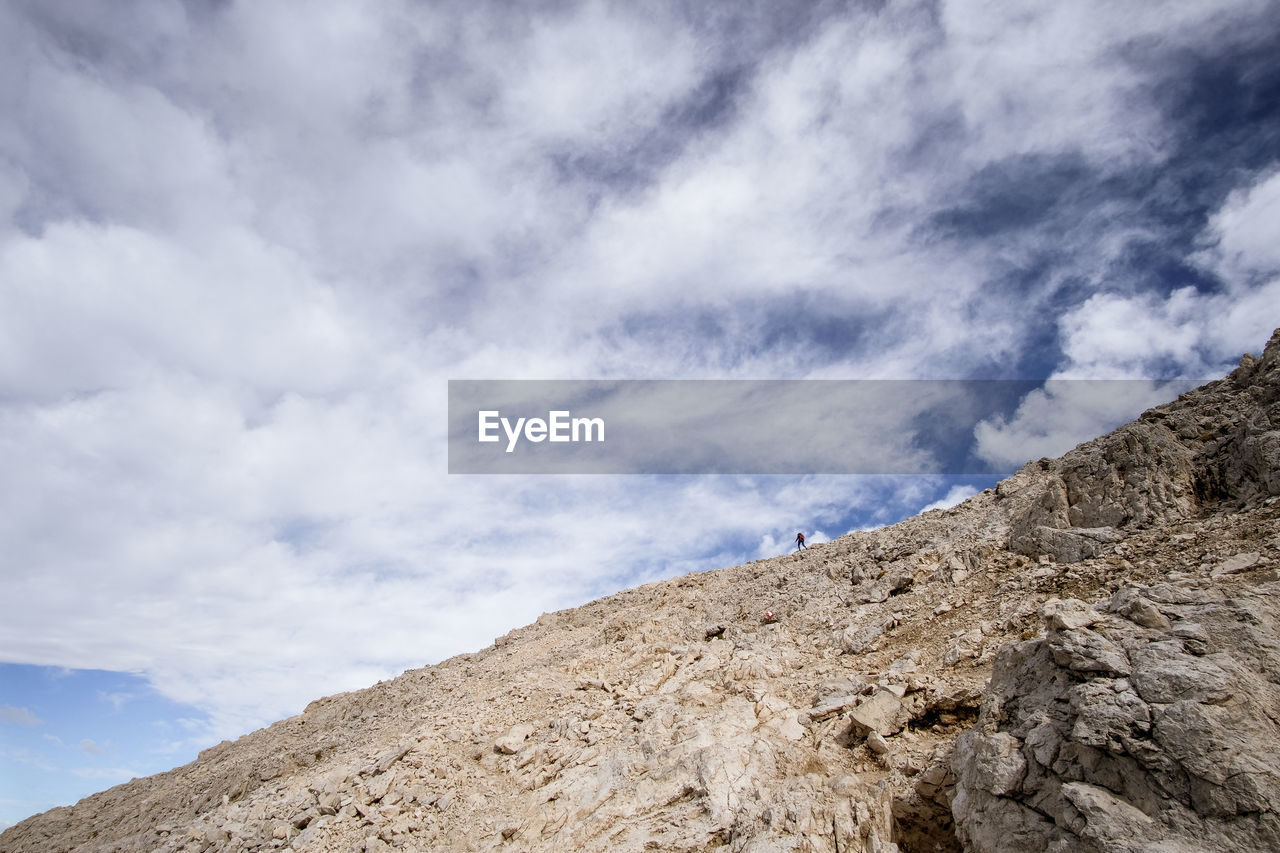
xmin=547 ymin=64 xmax=754 ymax=198
xmin=539 ymin=0 xmax=867 ymax=197
xmin=929 ymin=152 xmax=1094 ymax=240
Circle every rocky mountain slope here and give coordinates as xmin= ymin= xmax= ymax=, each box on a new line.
xmin=4 ymin=330 xmax=1280 ymax=853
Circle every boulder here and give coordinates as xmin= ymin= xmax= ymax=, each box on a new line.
xmin=951 ymin=580 xmax=1280 ymax=852
xmin=848 ymin=689 xmax=908 ymax=736
xmin=494 ymin=724 xmax=535 ymax=755
xmin=841 ymin=621 xmax=887 ymax=655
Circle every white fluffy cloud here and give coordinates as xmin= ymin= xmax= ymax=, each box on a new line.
xmin=1203 ymin=168 xmax=1280 ymax=279
xmin=976 ymin=162 xmax=1280 ymax=467
xmin=0 ymin=707 xmax=40 ymax=727
xmin=0 ymin=0 xmax=1277 ymax=811
xmin=973 ymin=379 xmax=1191 ymax=469
xmin=1052 ymin=165 xmax=1280 ymax=382
xmin=917 ymin=485 xmax=981 ymax=515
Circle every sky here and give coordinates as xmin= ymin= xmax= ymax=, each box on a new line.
xmin=1 ymin=0 xmax=1278 ymax=829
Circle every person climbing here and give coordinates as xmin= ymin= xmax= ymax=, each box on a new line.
xmin=795 ymin=532 xmax=806 ymax=550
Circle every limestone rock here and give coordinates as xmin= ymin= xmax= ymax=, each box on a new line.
xmin=848 ymin=689 xmax=908 ymax=736
xmin=951 ymin=579 xmax=1280 ymax=852
xmin=1212 ymin=551 xmax=1260 ymax=577
xmin=493 ymin=723 xmax=535 ymax=755
xmin=810 ymin=693 xmax=862 ymax=722
xmin=1041 ymin=597 xmax=1099 ymax=631
xmin=1013 ymin=524 xmax=1122 ymax=563
xmin=6 ymin=329 xmax=1280 ymax=853
xmin=1104 ymin=586 xmax=1172 ymax=630
xmin=842 ymin=621 xmax=888 ymax=655
xmin=854 ymin=566 xmax=915 ymax=604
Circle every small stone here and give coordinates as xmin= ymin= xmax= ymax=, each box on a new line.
xmin=889 ymin=651 xmax=920 ymax=673
xmin=316 ymin=791 xmax=341 ymax=815
xmin=1041 ymin=598 xmax=1098 ymax=631
xmin=848 ymin=689 xmax=906 ymax=736
xmin=494 ymin=724 xmax=535 ymax=755
xmin=809 ymin=694 xmax=860 ymax=721
xmin=841 ymin=622 xmax=886 ymax=655
xmin=1106 ymin=587 xmax=1172 ymax=630
xmin=833 ymin=774 xmax=861 ymax=796
xmin=866 ymin=732 xmax=890 ymax=755
xmin=1212 ymin=552 xmax=1260 ymax=577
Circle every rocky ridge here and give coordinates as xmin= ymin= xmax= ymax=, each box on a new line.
xmin=3 ymin=329 xmax=1279 ymax=853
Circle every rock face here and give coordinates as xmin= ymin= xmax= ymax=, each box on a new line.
xmin=1008 ymin=330 xmax=1280 ymax=564
xmin=951 ymin=581 xmax=1280 ymax=852
xmin=3 ymin=329 xmax=1280 ymax=853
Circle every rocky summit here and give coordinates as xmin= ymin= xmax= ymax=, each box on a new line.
xmin=5 ymin=330 xmax=1280 ymax=853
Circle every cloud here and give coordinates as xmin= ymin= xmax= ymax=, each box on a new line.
xmin=0 ymin=0 xmax=1278 ymax=823
xmin=1206 ymin=169 xmax=1280 ymax=278
xmin=1054 ymin=288 xmax=1277 ymax=379
xmin=918 ymin=486 xmax=981 ymax=515
xmin=3 ymin=748 xmax=54 ymax=772
xmin=78 ymin=739 xmax=105 ymax=755
xmin=97 ymin=691 xmax=136 ymax=713
xmin=976 ymin=153 xmax=1280 ymax=467
xmin=973 ymin=380 xmax=1194 ymax=469
xmin=0 ymin=706 xmax=40 ymax=726
xmin=1047 ymin=163 xmax=1280 ymax=383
